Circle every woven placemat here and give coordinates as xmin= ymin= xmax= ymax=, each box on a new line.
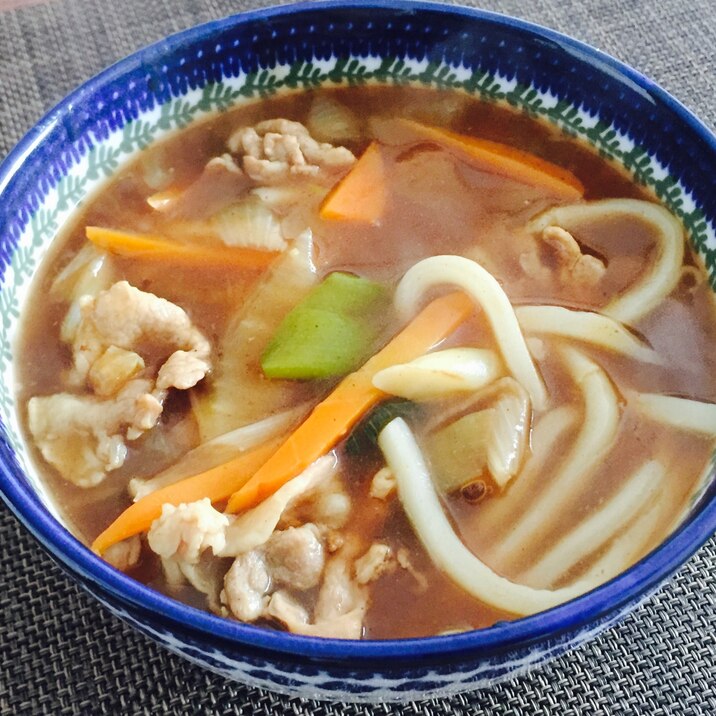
xmin=1 ymin=1 xmax=715 ymax=713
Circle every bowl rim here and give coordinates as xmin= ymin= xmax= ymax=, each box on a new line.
xmin=1 ymin=0 xmax=715 ymax=665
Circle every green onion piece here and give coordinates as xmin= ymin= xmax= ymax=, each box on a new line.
xmin=345 ymin=399 xmax=422 ymax=456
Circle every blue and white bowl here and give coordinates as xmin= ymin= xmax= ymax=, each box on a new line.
xmin=1 ymin=0 xmax=715 ymax=702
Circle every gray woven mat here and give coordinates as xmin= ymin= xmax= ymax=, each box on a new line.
xmin=1 ymin=0 xmax=715 ymax=713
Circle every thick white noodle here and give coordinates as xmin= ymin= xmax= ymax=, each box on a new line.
xmin=395 ymin=255 xmax=548 ymax=410
xmin=527 ymin=199 xmax=684 ymax=324
xmin=585 ymin=499 xmax=663 ymax=586
xmin=378 ymin=418 xmax=591 ymax=616
xmin=516 ymin=305 xmax=662 ymax=364
xmin=371 ymin=348 xmax=503 ymax=401
xmin=520 ymin=460 xmax=665 ymax=588
xmin=476 ymin=405 xmax=579 ymax=536
xmin=632 ymin=393 xmax=716 ymax=435
xmin=129 ymin=405 xmax=309 ymax=500
xmin=490 ymin=347 xmax=621 ymax=567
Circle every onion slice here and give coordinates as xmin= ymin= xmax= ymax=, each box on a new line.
xmin=476 ymin=405 xmax=578 ymax=535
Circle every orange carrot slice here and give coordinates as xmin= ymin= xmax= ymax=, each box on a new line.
xmin=319 ymin=142 xmax=387 ymax=224
xmin=86 ymin=226 xmax=278 ymax=269
xmin=91 ymin=438 xmax=281 ymax=556
xmin=397 ymin=119 xmax=584 ymax=199
xmin=226 ymin=290 xmax=474 ymax=514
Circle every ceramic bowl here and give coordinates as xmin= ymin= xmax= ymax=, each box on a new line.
xmin=1 ymin=0 xmax=715 ymax=703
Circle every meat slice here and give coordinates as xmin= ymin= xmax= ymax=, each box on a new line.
xmin=227 ymin=119 xmax=355 ymax=185
xmin=282 ymin=469 xmax=352 ymax=530
xmin=147 ymin=498 xmax=228 ymax=564
xmin=103 ymin=535 xmax=141 ymax=572
xmin=264 ymin=553 xmax=368 ymax=640
xmin=70 ymin=280 xmax=211 ymax=389
xmin=265 ymin=524 xmax=325 ymax=591
xmin=27 ymin=379 xmax=156 ymax=487
xmin=354 ymin=543 xmax=396 ymax=585
xmin=541 ymin=225 xmax=606 ymax=285
xmin=520 ymin=225 xmax=606 ymax=287
xmin=222 ymin=550 xmax=272 ymax=622
xmin=315 ymin=555 xmax=368 ymax=624
xmin=222 ymin=454 xmax=338 ymax=556
xmin=146 ymin=499 xmax=232 ymax=612
xmin=265 ymin=590 xmax=310 ymax=629
xmin=266 ymin=590 xmax=364 ymax=640
xmin=163 ymin=552 xmax=228 ymax=613
xmin=28 ymin=281 xmax=212 ymax=486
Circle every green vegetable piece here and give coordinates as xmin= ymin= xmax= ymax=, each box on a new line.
xmin=425 ymin=410 xmax=493 ymax=493
xmin=260 ymin=272 xmax=389 ymax=380
xmin=300 ymin=272 xmax=388 ymax=316
xmin=345 ymin=399 xmax=423 ymax=456
xmin=261 ymin=308 xmax=373 ymax=380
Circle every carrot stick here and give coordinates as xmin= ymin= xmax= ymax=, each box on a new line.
xmin=226 ymin=290 xmax=474 ymax=514
xmin=86 ymin=226 xmax=278 ymax=269
xmin=319 ymin=142 xmax=387 ymax=224
xmin=397 ymin=119 xmax=584 ymax=200
xmin=91 ymin=438 xmax=281 ymax=556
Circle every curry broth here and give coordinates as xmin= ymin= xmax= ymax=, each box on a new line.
xmin=16 ymin=86 xmax=716 ymax=638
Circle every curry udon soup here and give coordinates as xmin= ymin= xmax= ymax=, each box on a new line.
xmin=17 ymin=86 xmax=716 ymax=639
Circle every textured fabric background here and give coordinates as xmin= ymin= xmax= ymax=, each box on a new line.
xmin=1 ymin=1 xmax=715 ymax=713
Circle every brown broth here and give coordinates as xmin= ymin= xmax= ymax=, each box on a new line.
xmin=15 ymin=85 xmax=716 ymax=638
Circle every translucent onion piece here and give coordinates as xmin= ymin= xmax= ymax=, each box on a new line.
xmin=221 ymin=454 xmax=337 ymax=557
xmin=129 ymin=404 xmax=310 ymax=500
xmin=488 ymin=381 xmax=531 ymax=488
xmin=527 ymin=199 xmax=684 ymax=324
xmin=631 ymin=393 xmax=716 ymax=435
xmin=251 ymin=185 xmax=307 ymax=210
xmin=378 ymin=418 xmax=590 ymax=616
xmin=53 ymin=245 xmax=116 ymax=344
xmin=490 ymin=348 xmax=621 ymax=566
xmin=516 ymin=305 xmax=662 ymax=364
xmin=209 ymin=197 xmax=287 ymax=251
xmin=192 ymin=229 xmax=317 ymax=440
xmin=306 ymin=95 xmax=362 ymax=144
xmin=372 ymin=348 xmax=502 ymax=401
xmin=520 ymin=460 xmax=665 ymax=588
xmin=147 ymin=187 xmax=182 ymax=211
xmin=51 ymin=244 xmax=114 ymax=300
xmin=395 ymin=255 xmax=547 ymax=409
xmin=477 ymin=405 xmax=578 ymax=535
xmin=423 ymin=376 xmax=529 ymax=492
